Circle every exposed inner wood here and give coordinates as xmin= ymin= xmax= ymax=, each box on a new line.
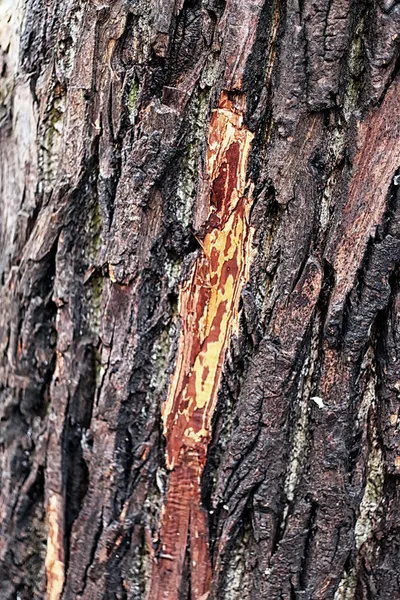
xmin=45 ymin=493 xmax=65 ymax=600
xmin=149 ymin=93 xmax=254 ymax=600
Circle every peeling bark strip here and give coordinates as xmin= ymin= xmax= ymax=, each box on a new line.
xmin=45 ymin=494 xmax=65 ymax=600
xmin=326 ymin=76 xmax=400 ymax=335
xmin=149 ymin=94 xmax=254 ymax=600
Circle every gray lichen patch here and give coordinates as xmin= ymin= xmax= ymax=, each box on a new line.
xmin=86 ymin=199 xmax=103 ymax=265
xmin=149 ymin=316 xmax=179 ymax=400
xmin=343 ymin=14 xmax=366 ymax=122
xmin=321 ymin=117 xmax=347 ymax=205
xmin=354 ymin=388 xmax=384 ymax=553
xmin=39 ymin=85 xmax=66 ymax=194
xmin=334 ymin=359 xmax=384 ymax=600
xmin=222 ymin=524 xmax=252 ymax=600
xmin=56 ymin=3 xmax=85 ymax=82
xmin=283 ymin=310 xmax=322 ymax=512
xmin=354 ymin=435 xmax=384 ymax=547
xmin=163 ymin=255 xmax=182 ymax=292
xmin=127 ymin=78 xmax=140 ymax=124
xmin=175 ymin=89 xmax=210 ymax=229
xmin=86 ymin=272 xmax=104 ymax=346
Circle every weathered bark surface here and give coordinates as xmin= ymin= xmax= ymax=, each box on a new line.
xmin=0 ymin=1 xmax=399 ymax=599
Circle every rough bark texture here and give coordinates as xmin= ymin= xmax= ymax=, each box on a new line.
xmin=0 ymin=1 xmax=399 ymax=599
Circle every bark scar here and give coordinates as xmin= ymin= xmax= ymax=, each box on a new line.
xmin=45 ymin=493 xmax=65 ymax=600
xmin=148 ymin=92 xmax=254 ymax=600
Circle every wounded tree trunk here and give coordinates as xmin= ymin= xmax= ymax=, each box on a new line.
xmin=0 ymin=0 xmax=399 ymax=598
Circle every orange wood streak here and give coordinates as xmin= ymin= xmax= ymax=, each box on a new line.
xmin=45 ymin=493 xmax=65 ymax=600
xmin=150 ymin=450 xmax=211 ymax=600
xmin=149 ymin=94 xmax=254 ymax=600
xmin=162 ymin=97 xmax=254 ymax=469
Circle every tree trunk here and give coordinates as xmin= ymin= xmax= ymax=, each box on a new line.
xmin=0 ymin=0 xmax=399 ymax=598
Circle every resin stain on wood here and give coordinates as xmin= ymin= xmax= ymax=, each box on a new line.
xmin=148 ymin=93 xmax=254 ymax=600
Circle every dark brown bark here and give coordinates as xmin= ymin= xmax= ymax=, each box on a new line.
xmin=0 ymin=1 xmax=399 ymax=599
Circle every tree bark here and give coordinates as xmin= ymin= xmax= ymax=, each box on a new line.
xmin=0 ymin=0 xmax=399 ymax=599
